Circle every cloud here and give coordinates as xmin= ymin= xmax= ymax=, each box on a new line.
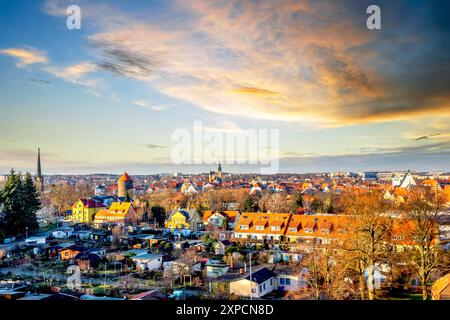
xmin=231 ymin=87 xmax=279 ymax=96
xmin=44 ymin=62 xmax=98 ymax=83
xmin=44 ymin=62 xmax=103 ymax=96
xmin=39 ymin=0 xmax=450 ymax=127
xmin=143 ymin=144 xmax=167 ymax=149
xmin=0 ymin=47 xmax=48 ymax=67
xmin=133 ymin=100 xmax=170 ymax=111
xmin=414 ymin=134 xmax=441 ymax=141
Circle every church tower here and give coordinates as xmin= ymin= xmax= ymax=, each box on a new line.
xmin=36 ymin=148 xmax=44 ymax=192
xmin=217 ymin=163 xmax=222 ymax=180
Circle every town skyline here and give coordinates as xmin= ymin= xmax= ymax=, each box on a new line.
xmin=1 ymin=0 xmax=450 ymax=175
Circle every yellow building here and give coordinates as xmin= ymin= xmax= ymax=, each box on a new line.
xmin=165 ymin=209 xmax=202 ymax=230
xmin=165 ymin=210 xmax=190 ymax=229
xmin=71 ymin=199 xmax=106 ymax=224
xmin=93 ymin=202 xmax=137 ymax=226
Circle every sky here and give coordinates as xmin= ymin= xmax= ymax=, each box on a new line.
xmin=0 ymin=0 xmax=449 ymax=175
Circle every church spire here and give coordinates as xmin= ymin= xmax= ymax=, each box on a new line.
xmin=36 ymin=148 xmax=44 ymax=192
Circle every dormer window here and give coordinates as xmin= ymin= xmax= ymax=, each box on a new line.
xmin=289 ymin=227 xmax=297 ymax=233
xmin=255 ymin=225 xmax=265 ymax=231
xmin=304 ymin=228 xmax=314 ymax=233
xmin=271 ymin=226 xmax=281 ymax=231
xmin=392 ymin=235 xmax=405 ymax=241
xmin=240 ymin=225 xmax=249 ymax=230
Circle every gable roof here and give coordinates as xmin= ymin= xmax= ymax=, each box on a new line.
xmin=245 ymin=267 xmax=276 ymax=284
xmin=72 ymin=199 xmax=106 ymax=209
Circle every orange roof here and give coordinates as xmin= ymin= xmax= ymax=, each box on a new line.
xmin=284 ymin=215 xmax=353 ymax=240
xmin=235 ymin=212 xmax=290 ymax=235
xmin=118 ymin=172 xmax=133 ymax=182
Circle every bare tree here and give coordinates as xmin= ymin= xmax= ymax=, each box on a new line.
xmin=402 ymin=189 xmax=446 ymax=300
xmin=345 ymin=191 xmax=392 ymax=300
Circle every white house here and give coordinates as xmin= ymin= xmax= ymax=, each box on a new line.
xmin=392 ymin=171 xmax=416 ymax=188
xmin=276 ymin=267 xmax=308 ymax=292
xmin=51 ymin=227 xmax=74 ymax=239
xmin=229 ymin=267 xmax=277 ymax=299
xmin=25 ymin=236 xmax=47 ymax=246
xmin=132 ymin=253 xmax=163 ymax=271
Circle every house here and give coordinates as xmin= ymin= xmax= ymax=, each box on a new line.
xmin=51 ymin=227 xmax=74 ymax=239
xmin=206 ymin=259 xmax=230 ymax=278
xmin=75 ymin=252 xmax=102 ymax=271
xmin=93 ymin=202 xmax=138 ymax=226
xmin=392 ymin=171 xmax=417 ymax=189
xmin=89 ymin=230 xmax=111 ymax=243
xmin=132 ymin=253 xmax=164 ymax=271
xmin=60 ymin=245 xmax=89 ymax=261
xmin=274 ymin=266 xmax=308 ymax=292
xmin=71 ymin=199 xmax=106 ymax=224
xmin=214 ymin=240 xmax=232 ymax=255
xmin=165 ymin=209 xmax=203 ymax=231
xmin=25 ymin=236 xmax=47 ymax=246
xmin=229 ymin=267 xmax=277 ymax=299
xmin=432 ymin=273 xmax=450 ymax=300
xmin=234 ymin=212 xmax=290 ymax=242
xmin=203 ymin=210 xmax=240 ymax=230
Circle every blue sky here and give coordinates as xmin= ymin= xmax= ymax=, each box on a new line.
xmin=0 ymin=0 xmax=449 ymax=174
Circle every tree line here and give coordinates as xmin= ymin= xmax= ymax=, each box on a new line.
xmin=0 ymin=169 xmax=40 ymax=240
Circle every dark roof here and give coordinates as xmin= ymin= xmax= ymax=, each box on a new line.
xmin=220 ymin=240 xmax=232 ymax=246
xmin=74 ymin=252 xmax=101 ymax=261
xmin=73 ymin=199 xmax=106 ymax=209
xmin=245 ymin=268 xmax=276 ymax=284
xmin=66 ymin=245 xmax=89 ymax=252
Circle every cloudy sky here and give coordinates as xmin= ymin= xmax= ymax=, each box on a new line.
xmin=0 ymin=0 xmax=449 ymax=174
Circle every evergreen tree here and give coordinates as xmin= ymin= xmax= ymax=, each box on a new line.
xmin=151 ymin=205 xmax=166 ymax=227
xmin=0 ymin=169 xmax=40 ymax=237
xmin=292 ymin=192 xmax=303 ymax=212
xmin=243 ymin=197 xmax=258 ymax=212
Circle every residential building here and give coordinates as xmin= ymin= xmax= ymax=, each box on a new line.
xmin=165 ymin=209 xmax=203 ymax=231
xmin=93 ymin=202 xmax=138 ymax=226
xmin=71 ymin=199 xmax=106 ymax=224
xmin=229 ymin=267 xmax=277 ymax=299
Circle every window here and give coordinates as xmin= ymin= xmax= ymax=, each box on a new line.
xmin=262 ymin=283 xmax=266 ymax=291
xmin=289 ymin=227 xmax=297 ymax=232
xmin=271 ymin=226 xmax=281 ymax=231
xmin=304 ymin=228 xmax=313 ymax=233
xmin=259 ymin=285 xmax=262 ymax=292
xmin=240 ymin=225 xmax=249 ymax=230
xmin=338 ymin=229 xmax=345 ymax=235
xmin=270 ymin=279 xmax=273 ymax=285
xmin=279 ymin=277 xmax=291 ymax=286
xmin=255 ymin=225 xmax=264 ymax=231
